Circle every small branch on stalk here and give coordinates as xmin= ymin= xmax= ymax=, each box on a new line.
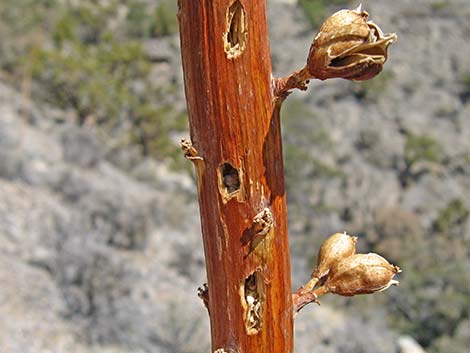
xmin=181 ymin=138 xmax=204 ymax=161
xmin=292 ymin=285 xmax=329 ymax=315
xmin=272 ymin=67 xmax=311 ymax=99
xmin=197 ymin=283 xmax=210 ymax=314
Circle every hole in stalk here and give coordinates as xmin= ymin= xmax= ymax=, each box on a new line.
xmin=224 ymin=0 xmax=247 ymax=59
xmin=218 ymin=161 xmax=245 ymax=203
xmin=240 ymin=270 xmax=265 ymax=335
xmin=221 ymin=163 xmax=240 ymax=194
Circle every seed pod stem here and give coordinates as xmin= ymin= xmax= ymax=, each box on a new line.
xmin=272 ymin=67 xmax=311 ymax=98
xmin=293 ymin=285 xmax=330 ymax=314
xmin=299 ymin=277 xmax=319 ymax=294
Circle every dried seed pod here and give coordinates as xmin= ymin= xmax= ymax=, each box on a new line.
xmin=301 ymin=232 xmax=357 ymax=293
xmin=306 ymin=5 xmax=397 ymax=81
xmin=325 ymin=253 xmax=401 ymax=296
xmin=312 ymin=232 xmax=357 ymax=280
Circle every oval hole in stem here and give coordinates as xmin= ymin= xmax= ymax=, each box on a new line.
xmin=224 ymin=0 xmax=247 ymax=59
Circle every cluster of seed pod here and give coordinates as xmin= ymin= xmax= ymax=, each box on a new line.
xmin=302 ymin=232 xmax=400 ymax=298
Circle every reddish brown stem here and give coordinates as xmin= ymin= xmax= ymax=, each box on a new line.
xmin=178 ymin=1 xmax=293 ymax=352
xmin=293 ymin=285 xmax=329 ymax=314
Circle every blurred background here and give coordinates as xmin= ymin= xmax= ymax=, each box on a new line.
xmin=0 ymin=0 xmax=469 ymax=352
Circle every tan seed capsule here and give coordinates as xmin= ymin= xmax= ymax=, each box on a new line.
xmin=306 ymin=5 xmax=397 ymax=81
xmin=301 ymin=232 xmax=357 ymax=293
xmin=312 ymin=232 xmax=357 ymax=280
xmin=325 ymin=253 xmax=401 ymax=297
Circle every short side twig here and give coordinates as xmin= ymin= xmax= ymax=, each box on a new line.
xmin=181 ymin=138 xmax=204 ymax=161
xmin=292 ymin=285 xmax=329 ymax=315
xmin=272 ymin=67 xmax=311 ymax=99
xmin=197 ymin=283 xmax=210 ymax=314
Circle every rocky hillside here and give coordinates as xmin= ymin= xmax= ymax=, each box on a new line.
xmin=0 ymin=80 xmax=209 ymax=353
xmin=1 ymin=0 xmax=469 ymax=353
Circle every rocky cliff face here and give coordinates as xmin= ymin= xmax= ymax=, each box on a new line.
xmin=0 ymin=81 xmax=210 ymax=353
xmin=1 ymin=1 xmax=469 ymax=353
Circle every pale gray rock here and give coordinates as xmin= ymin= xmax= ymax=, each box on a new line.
xmin=397 ymin=336 xmax=426 ymax=353
xmin=0 ymin=80 xmax=208 ymax=353
xmin=295 ymin=305 xmax=397 ymax=353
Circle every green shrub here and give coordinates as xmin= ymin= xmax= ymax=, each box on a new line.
xmin=127 ymin=2 xmax=151 ymax=37
xmin=430 ymin=1 xmax=451 ymax=12
xmin=282 ymin=98 xmax=333 ymax=149
xmin=31 ymin=40 xmax=150 ymax=124
xmin=404 ymin=133 xmax=442 ymax=166
xmin=388 ymin=236 xmax=470 ymax=348
xmin=357 ymin=129 xmax=380 ymax=150
xmin=399 ymin=133 xmax=443 ymax=186
xmin=0 ymin=0 xmax=187 ymax=166
xmin=459 ymin=73 xmax=470 ymax=103
xmin=0 ymin=0 xmax=56 ymax=72
xmin=433 ymin=199 xmax=469 ymax=236
xmin=153 ymin=0 xmax=179 ymax=37
xmin=431 ymin=320 xmax=470 ymax=353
